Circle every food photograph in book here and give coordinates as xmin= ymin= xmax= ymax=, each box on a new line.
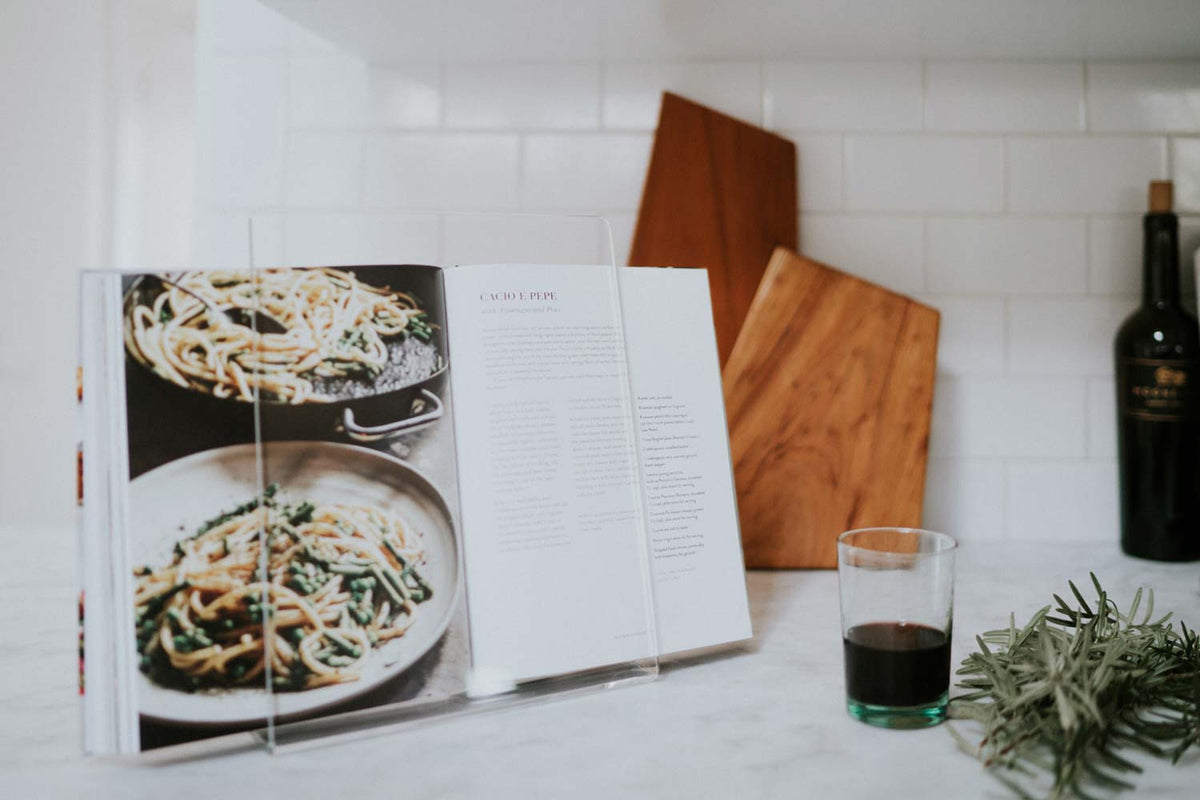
xmin=121 ymin=265 xmax=466 ymax=751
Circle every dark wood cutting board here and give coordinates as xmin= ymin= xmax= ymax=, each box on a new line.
xmin=629 ymin=92 xmax=797 ymax=365
xmin=723 ymin=248 xmax=940 ymax=569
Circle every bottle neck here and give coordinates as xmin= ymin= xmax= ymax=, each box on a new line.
xmin=1143 ymin=213 xmax=1180 ymax=308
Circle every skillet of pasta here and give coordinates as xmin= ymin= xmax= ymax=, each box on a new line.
xmin=124 ymin=268 xmax=437 ymax=405
xmin=134 ymin=483 xmax=433 ymax=693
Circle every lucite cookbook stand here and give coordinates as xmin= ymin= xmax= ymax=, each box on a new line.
xmin=78 ymin=213 xmax=661 ymax=761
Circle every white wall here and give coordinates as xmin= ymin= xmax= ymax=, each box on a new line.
xmin=0 ymin=1 xmax=108 ymax=530
xmin=0 ymin=1 xmax=195 ymax=531
xmin=7 ymin=0 xmax=1193 ymax=541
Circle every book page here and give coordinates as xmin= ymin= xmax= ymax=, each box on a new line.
xmin=445 ymin=264 xmax=752 ymax=682
xmin=618 ymin=268 xmax=753 ymax=655
xmin=443 ymin=264 xmax=655 ymax=683
xmin=112 ymin=265 xmax=469 ymax=753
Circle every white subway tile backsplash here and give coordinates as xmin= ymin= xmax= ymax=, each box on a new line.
xmin=602 ymin=62 xmax=762 ymax=130
xmin=1088 ymin=62 xmax=1200 ymax=132
xmin=1174 ymin=138 xmax=1200 ymax=213
xmin=790 ymin=134 xmax=843 ymax=211
xmin=193 ymin=2 xmax=1200 ymax=552
xmin=1006 ymin=461 xmax=1119 ymax=542
xmin=362 ymin=134 xmax=520 ymax=210
xmin=1008 ymin=136 xmax=1168 ymax=213
xmin=249 ymin=213 xmax=286 ymax=267
xmin=522 ymin=134 xmax=652 ymax=212
xmin=289 ymin=57 xmax=441 ymax=130
xmin=201 ymin=0 xmax=290 ymax=52
xmin=1007 ymin=297 xmax=1137 ymax=376
xmin=1088 ymin=216 xmax=1142 ymax=294
xmin=844 ymin=136 xmax=1003 ymax=212
xmin=370 ymin=65 xmax=444 ymax=129
xmin=799 ymin=215 xmax=924 ymax=294
xmin=1091 ymin=214 xmax=1200 ymax=304
xmin=445 ymin=64 xmax=600 ymax=130
xmin=285 ymin=132 xmax=363 ymax=208
xmin=925 ymin=61 xmax=1084 ymax=132
xmin=605 ymin=212 xmax=636 ymax=266
xmin=926 ymin=218 xmax=1087 ymax=294
xmin=1099 ymin=214 xmax=1200 ymax=311
xmin=763 ymin=62 xmax=922 ymax=131
xmin=290 ymin=55 xmax=371 ymax=128
xmin=1087 ymin=378 xmax=1117 ymax=458
xmin=193 ymin=212 xmax=284 ymax=269
xmin=1181 ymin=217 xmax=1200 ymax=311
xmin=918 ymin=296 xmax=1005 ymax=376
xmin=929 ymin=376 xmax=1087 ymax=459
xmin=443 ymin=213 xmax=604 ymax=265
xmin=282 ymin=212 xmax=440 ymax=265
xmin=0 ymin=383 xmax=75 ymax=526
xmin=922 ymin=458 xmax=1004 ymax=540
xmin=198 ymin=55 xmax=288 ymax=208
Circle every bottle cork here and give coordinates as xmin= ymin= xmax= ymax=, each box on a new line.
xmin=1149 ymin=180 xmax=1173 ymax=213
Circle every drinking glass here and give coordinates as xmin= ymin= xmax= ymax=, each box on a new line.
xmin=837 ymin=528 xmax=956 ymax=729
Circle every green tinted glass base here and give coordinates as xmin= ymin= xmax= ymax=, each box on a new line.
xmin=846 ymin=692 xmax=948 ymax=729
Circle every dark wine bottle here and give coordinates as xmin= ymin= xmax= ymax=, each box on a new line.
xmin=1114 ymin=181 xmax=1200 ymax=562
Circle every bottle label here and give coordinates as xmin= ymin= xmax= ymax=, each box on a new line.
xmin=1119 ymin=358 xmax=1199 ymax=421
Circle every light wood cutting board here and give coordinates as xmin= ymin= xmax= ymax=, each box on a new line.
xmin=723 ymin=248 xmax=940 ymax=569
xmin=629 ymin=92 xmax=797 ymax=366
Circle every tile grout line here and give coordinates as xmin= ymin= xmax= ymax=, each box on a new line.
xmin=1001 ymin=460 xmax=1010 ymax=539
xmin=920 ymin=59 xmax=928 ymax=131
xmin=1001 ymin=295 xmax=1011 ymax=377
xmin=1081 ymin=61 xmax=1091 ymax=133
xmin=435 ymin=212 xmax=446 ymax=265
xmin=356 ymin=129 xmax=369 ymax=211
xmin=1084 ymin=214 xmax=1093 ymax=293
xmin=840 ymin=134 xmax=850 ymax=212
xmin=921 ymin=216 xmax=930 ymax=293
xmin=836 ymin=133 xmax=845 ymax=212
xmin=758 ymin=59 xmax=767 ymax=128
xmin=516 ymin=134 xmax=527 ymax=212
xmin=1082 ymin=376 xmax=1092 ymax=458
xmin=437 ymin=62 xmax=447 ymax=129
xmin=596 ymin=60 xmax=606 ymax=129
xmin=280 ymin=50 xmax=295 ymax=261
xmin=1001 ymin=135 xmax=1009 ymax=212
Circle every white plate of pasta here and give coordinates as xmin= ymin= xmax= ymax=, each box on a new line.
xmin=128 ymin=442 xmax=460 ymax=726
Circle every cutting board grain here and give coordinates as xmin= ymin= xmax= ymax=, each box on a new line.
xmin=723 ymin=248 xmax=940 ymax=569
xmin=629 ymin=92 xmax=797 ymax=365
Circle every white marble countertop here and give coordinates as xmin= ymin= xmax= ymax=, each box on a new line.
xmin=2 ymin=535 xmax=1197 ymax=799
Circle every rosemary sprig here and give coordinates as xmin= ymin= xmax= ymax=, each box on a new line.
xmin=949 ymin=573 xmax=1200 ymax=800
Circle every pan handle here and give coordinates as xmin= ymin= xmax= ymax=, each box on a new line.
xmin=341 ymin=390 xmax=444 ymax=441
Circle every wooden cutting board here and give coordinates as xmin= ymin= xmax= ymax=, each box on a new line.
xmin=723 ymin=248 xmax=940 ymax=569
xmin=629 ymin=92 xmax=797 ymax=366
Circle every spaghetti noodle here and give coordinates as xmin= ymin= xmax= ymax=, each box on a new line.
xmin=125 ymin=268 xmax=432 ymax=404
xmin=134 ymin=484 xmax=433 ymax=693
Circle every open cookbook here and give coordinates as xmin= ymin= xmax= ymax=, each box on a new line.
xmin=78 ymin=262 xmax=752 ymax=756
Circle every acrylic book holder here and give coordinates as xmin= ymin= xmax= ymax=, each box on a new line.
xmin=78 ymin=213 xmax=663 ymax=760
